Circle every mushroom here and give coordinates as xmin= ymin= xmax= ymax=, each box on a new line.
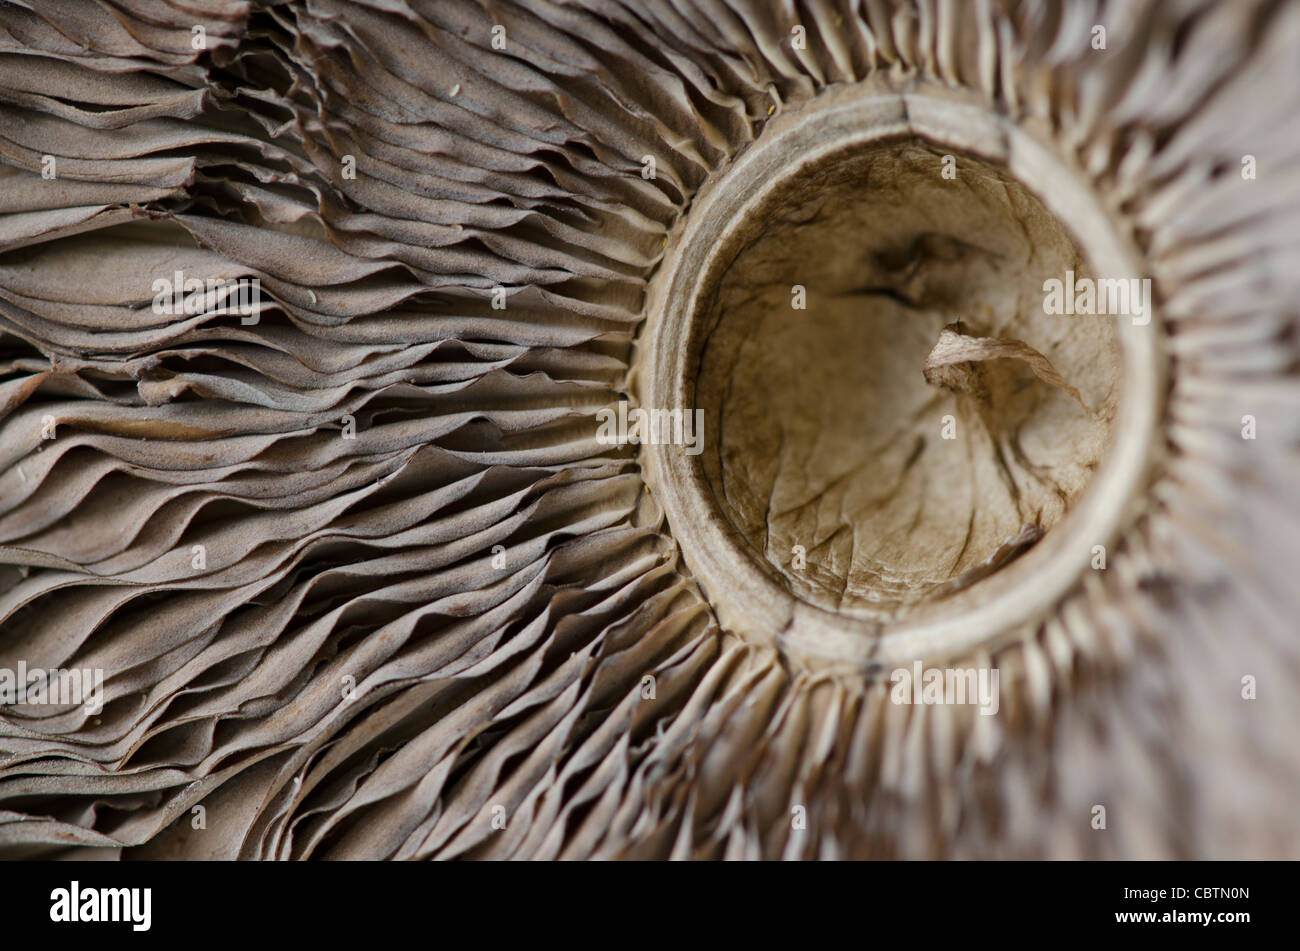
xmin=0 ymin=0 xmax=1298 ymax=860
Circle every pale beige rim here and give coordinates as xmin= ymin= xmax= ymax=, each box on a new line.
xmin=636 ymin=81 xmax=1164 ymax=673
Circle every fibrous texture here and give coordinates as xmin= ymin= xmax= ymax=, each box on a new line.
xmin=0 ymin=0 xmax=1298 ymax=860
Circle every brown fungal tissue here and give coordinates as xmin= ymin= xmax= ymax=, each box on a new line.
xmin=695 ymin=140 xmax=1117 ymax=617
xmin=0 ymin=0 xmax=1298 ymax=865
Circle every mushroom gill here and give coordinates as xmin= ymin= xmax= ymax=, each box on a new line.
xmin=0 ymin=0 xmax=1298 ymax=861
